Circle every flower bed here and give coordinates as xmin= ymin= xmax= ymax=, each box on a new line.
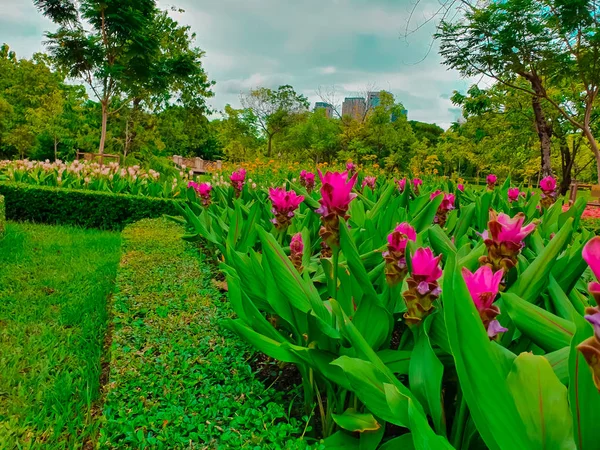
xmin=176 ymin=168 xmax=600 ymax=448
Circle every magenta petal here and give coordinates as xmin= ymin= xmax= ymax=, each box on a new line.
xmin=487 ymin=320 xmax=508 ymax=338
xmin=583 ymin=236 xmax=600 ymax=281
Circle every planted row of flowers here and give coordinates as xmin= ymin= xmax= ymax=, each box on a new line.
xmin=0 ymin=159 xmax=191 ymax=198
xmin=178 ymin=167 xmax=597 ymax=449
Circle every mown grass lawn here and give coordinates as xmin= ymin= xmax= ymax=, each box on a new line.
xmin=0 ymin=222 xmax=121 ymax=448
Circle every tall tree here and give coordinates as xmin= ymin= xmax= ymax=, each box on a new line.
xmin=34 ymin=0 xmax=160 ymax=154
xmin=437 ymin=0 xmax=600 ymax=180
xmin=240 ymin=85 xmax=309 ymax=156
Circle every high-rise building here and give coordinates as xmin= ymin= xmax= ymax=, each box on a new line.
xmin=314 ymin=101 xmax=334 ymax=118
xmin=341 ymin=97 xmax=366 ymax=121
xmin=366 ymin=91 xmax=381 ymax=110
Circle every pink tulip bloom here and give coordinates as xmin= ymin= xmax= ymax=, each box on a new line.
xmin=462 ymin=266 xmax=508 ymax=338
xmin=411 ymin=247 xmax=443 ymax=283
xmin=386 ymin=222 xmax=417 ymax=253
xmin=508 ymin=187 xmax=520 ymax=202
xmin=412 ymin=178 xmax=423 ymax=189
xmin=188 ymin=181 xmax=212 ymax=206
xmin=431 ymin=190 xmax=455 ymax=212
xmin=269 ymin=187 xmax=304 ymax=228
xmin=540 ymin=176 xmax=557 ymax=193
xmin=488 ymin=211 xmax=536 ymax=247
xmin=362 ymin=176 xmax=376 ymax=190
xmin=487 ymin=174 xmax=497 ymax=185
xmin=346 ymin=162 xmax=356 ymax=173
xmin=316 ymin=170 xmax=358 ymax=217
xmin=230 ymin=168 xmax=246 ymax=192
xmin=583 ymin=236 xmax=600 ymax=301
xmin=457 ymin=183 xmax=464 ymax=192
xmin=397 ymin=178 xmax=407 ymax=192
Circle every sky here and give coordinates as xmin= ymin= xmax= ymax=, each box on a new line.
xmin=0 ymin=0 xmax=473 ymax=128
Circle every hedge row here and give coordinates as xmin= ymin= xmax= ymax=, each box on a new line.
xmin=100 ymin=219 xmax=305 ymax=448
xmin=0 ymin=183 xmax=183 ymax=230
xmin=0 ymin=195 xmax=5 ymax=238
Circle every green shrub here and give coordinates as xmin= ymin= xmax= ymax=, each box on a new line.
xmin=0 ymin=183 xmax=183 ymax=230
xmin=0 ymin=195 xmax=5 ymax=238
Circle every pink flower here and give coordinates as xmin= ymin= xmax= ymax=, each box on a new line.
xmin=540 ymin=176 xmax=557 ymax=193
xmin=269 ymin=187 xmax=304 ymax=228
xmin=412 ymin=178 xmax=423 ymax=189
xmin=430 ymin=190 xmax=455 ymax=212
xmin=346 ymin=162 xmax=356 ymax=173
xmin=397 ymin=178 xmax=407 ymax=192
xmin=300 ymin=170 xmax=315 ymax=191
xmin=290 ymin=233 xmax=304 ymax=255
xmin=488 ymin=211 xmax=536 ymax=247
xmin=462 ymin=266 xmax=507 ymax=338
xmin=230 ymin=168 xmax=246 ymax=192
xmin=508 ymin=187 xmax=520 ymax=202
xmin=457 ymin=183 xmax=464 ymax=192
xmin=462 ymin=266 xmax=503 ymax=311
xmin=583 ymin=237 xmax=600 ymax=301
xmin=362 ymin=176 xmax=376 ymax=190
xmin=316 ymin=170 xmax=358 ymax=217
xmin=188 ymin=181 xmax=212 ymax=206
xmin=487 ymin=174 xmax=497 ymax=185
xmin=387 ymin=222 xmax=417 ymax=253
xmin=411 ymin=247 xmax=443 ymax=283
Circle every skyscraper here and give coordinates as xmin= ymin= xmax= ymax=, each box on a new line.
xmin=341 ymin=97 xmax=366 ymax=121
xmin=314 ymin=101 xmax=334 ymax=118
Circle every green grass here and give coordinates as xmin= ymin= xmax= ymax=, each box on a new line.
xmin=0 ymin=222 xmax=121 ymax=448
xmin=100 ymin=218 xmax=307 ymax=449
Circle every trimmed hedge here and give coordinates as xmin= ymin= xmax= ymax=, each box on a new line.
xmin=0 ymin=195 xmax=5 ymax=238
xmin=0 ymin=183 xmax=183 ymax=230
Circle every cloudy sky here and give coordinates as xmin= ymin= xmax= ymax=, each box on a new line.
xmin=0 ymin=0 xmax=472 ymax=128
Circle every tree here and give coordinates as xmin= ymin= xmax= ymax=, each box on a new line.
xmin=35 ymin=0 xmax=161 ymax=154
xmin=26 ymin=91 xmax=68 ymax=160
xmin=437 ymin=0 xmax=600 ymax=180
xmin=240 ymin=85 xmax=309 ymax=156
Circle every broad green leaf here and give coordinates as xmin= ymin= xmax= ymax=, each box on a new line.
xmin=443 ymin=255 xmax=533 ymax=450
xmin=410 ymin=194 xmax=443 ymax=232
xmin=407 ymin=398 xmax=455 ymax=450
xmin=506 ymin=353 xmax=575 ymax=449
xmin=409 ymin=316 xmax=446 ymax=436
xmin=379 ymin=434 xmax=415 ymax=450
xmin=502 ymin=292 xmax=574 ymax=352
xmin=568 ymin=314 xmax=600 ymax=449
xmin=321 ymin=431 xmax=360 ymax=449
xmin=332 ymin=409 xmax=380 ymax=432
xmin=548 ymin=275 xmax=580 ymax=321
xmin=545 ymin=347 xmax=570 ymax=385
xmin=508 ymin=218 xmax=574 ymax=303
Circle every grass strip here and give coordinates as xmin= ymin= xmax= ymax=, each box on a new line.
xmin=100 ymin=218 xmax=307 ymax=449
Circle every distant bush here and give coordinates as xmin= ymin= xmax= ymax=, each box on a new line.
xmin=0 ymin=183 xmax=183 ymax=230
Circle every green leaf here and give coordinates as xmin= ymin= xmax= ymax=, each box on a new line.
xmin=508 ymin=218 xmax=574 ymax=303
xmin=409 ymin=316 xmax=446 ymax=435
xmin=407 ymin=398 xmax=455 ymax=449
xmin=379 ymin=434 xmax=415 ymax=450
xmin=502 ymin=292 xmax=574 ymax=352
xmin=506 ymin=353 xmax=575 ymax=449
xmin=568 ymin=314 xmax=600 ymax=449
xmin=321 ymin=431 xmax=360 ymax=449
xmin=443 ymin=255 xmax=533 ymax=450
xmin=545 ymin=346 xmax=570 ymax=385
xmin=410 ymin=194 xmax=443 ymax=232
xmin=367 ymin=183 xmax=396 ymax=220
xmin=332 ymin=409 xmax=381 ymax=432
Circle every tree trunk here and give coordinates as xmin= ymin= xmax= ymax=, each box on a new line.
xmin=530 ymin=94 xmax=553 ymax=177
xmin=99 ymin=100 xmax=108 ymax=155
xmin=583 ymin=126 xmax=600 ymax=183
xmin=558 ymin=135 xmax=574 ymax=195
xmin=267 ymin=134 xmax=273 ymax=157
